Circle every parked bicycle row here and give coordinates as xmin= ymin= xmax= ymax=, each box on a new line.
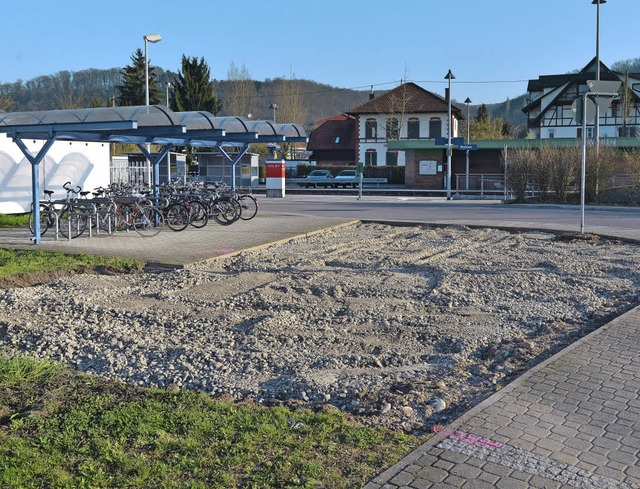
xmin=28 ymin=181 xmax=258 ymax=240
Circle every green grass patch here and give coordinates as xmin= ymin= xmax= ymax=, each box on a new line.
xmin=0 ymin=248 xmax=142 ymax=278
xmin=0 ymin=353 xmax=421 ymax=488
xmin=0 ymin=214 xmax=29 ymax=228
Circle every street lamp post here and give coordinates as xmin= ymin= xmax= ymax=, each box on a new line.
xmin=444 ymin=70 xmax=455 ymax=199
xmin=269 ymin=103 xmax=277 ymax=123
xmin=144 ymin=33 xmax=162 ymax=188
xmin=144 ymin=34 xmax=162 ymax=106
xmin=166 ymin=81 xmax=171 ymax=108
xmin=464 ymin=97 xmax=472 ymax=191
xmin=593 ymin=0 xmax=606 ymax=153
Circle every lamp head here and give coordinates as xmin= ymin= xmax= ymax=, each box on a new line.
xmin=144 ymin=34 xmax=162 ymax=43
xmin=591 ymin=0 xmax=606 ymax=4
xmin=464 ymin=97 xmax=472 ymax=104
xmin=444 ymin=69 xmax=455 ymax=80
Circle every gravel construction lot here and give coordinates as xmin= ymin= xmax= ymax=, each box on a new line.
xmin=2 ymin=222 xmax=640 ymax=434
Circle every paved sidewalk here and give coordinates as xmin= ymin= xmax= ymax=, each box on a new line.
xmin=0 ymin=212 xmax=356 ymax=265
xmin=366 ymin=305 xmax=640 ymax=488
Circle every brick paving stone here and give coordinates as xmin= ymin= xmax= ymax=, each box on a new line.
xmin=482 ymin=461 xmax=513 ymax=477
xmin=577 ymin=424 xmax=606 ymax=437
xmin=477 ymin=471 xmax=500 ymax=485
xmin=620 ymin=436 xmax=640 ymax=450
xmin=366 ymin=305 xmax=640 ymax=489
xmin=439 ymin=450 xmax=472 ymax=464
xmin=529 ymin=474 xmax=564 ymax=488
xmin=433 ymin=459 xmax=454 ymax=472
xmin=442 ymin=474 xmax=467 ymax=487
xmin=550 ymin=424 xmax=578 ymax=438
xmin=535 ymin=438 xmax=567 ymax=454
xmin=605 ymin=459 xmax=629 ymax=473
xmin=593 ymin=464 xmax=626 ymax=481
xmin=461 ymin=479 xmax=495 ymax=489
xmin=389 ymin=471 xmax=416 ymax=487
xmin=624 ymin=464 xmax=640 ymax=479
xmin=607 ymin=449 xmax=639 ymax=466
xmin=415 ymin=466 xmax=448 ymax=482
xmin=592 ymin=436 xmax=622 ymax=451
xmin=577 ymin=450 xmax=610 ymax=466
xmin=449 ymin=463 xmax=482 ymax=479
xmin=408 ymin=481 xmax=432 ymax=489
xmin=495 ymin=425 xmax=524 ymax=440
xmin=496 ymin=477 xmax=530 ymax=488
xmin=565 ymin=436 xmax=593 ymax=451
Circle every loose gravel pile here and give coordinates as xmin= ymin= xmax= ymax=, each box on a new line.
xmin=1 ymin=223 xmax=640 ymax=434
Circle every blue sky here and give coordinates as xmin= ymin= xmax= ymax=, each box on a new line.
xmin=1 ymin=0 xmax=638 ymax=104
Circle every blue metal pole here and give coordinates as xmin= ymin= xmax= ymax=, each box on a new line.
xmin=13 ymin=137 xmax=56 ymax=244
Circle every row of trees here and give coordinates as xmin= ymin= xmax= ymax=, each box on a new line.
xmin=111 ymin=50 xmax=310 ymax=160
xmin=0 ymin=50 xmax=312 ymax=127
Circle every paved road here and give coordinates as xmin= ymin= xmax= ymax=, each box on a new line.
xmin=258 ymin=195 xmax=640 ymax=242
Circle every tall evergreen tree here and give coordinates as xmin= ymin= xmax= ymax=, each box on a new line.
xmin=474 ymin=103 xmax=489 ymax=124
xmin=116 ymin=48 xmax=162 ymax=106
xmin=172 ymin=55 xmax=222 ymax=114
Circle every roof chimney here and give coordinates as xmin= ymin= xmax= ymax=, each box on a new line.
xmin=369 ymin=85 xmax=375 ymax=100
xmin=445 ymin=87 xmax=450 ymax=103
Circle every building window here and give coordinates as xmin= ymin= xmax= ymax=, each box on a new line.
xmin=407 ymin=117 xmax=420 ymax=139
xmin=429 ymin=118 xmax=442 ymax=139
xmin=619 ymin=126 xmax=638 ymax=137
xmin=549 ymin=130 xmax=555 ymax=139
xmin=386 ymin=117 xmax=399 ymax=140
xmin=365 ymin=118 xmax=377 ymax=139
xmin=334 ymin=136 xmax=341 ymax=144
xmin=365 ymin=149 xmax=377 ymax=166
xmin=386 ymin=151 xmax=398 ymax=166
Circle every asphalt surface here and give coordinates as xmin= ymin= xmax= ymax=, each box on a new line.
xmin=4 ymin=195 xmax=640 ymax=488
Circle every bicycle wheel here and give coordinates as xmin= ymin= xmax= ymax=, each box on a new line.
xmin=211 ymin=199 xmax=241 ymax=226
xmin=164 ymin=203 xmax=189 ymax=232
xmin=133 ymin=206 xmax=164 ymax=237
xmin=28 ymin=205 xmax=53 ymax=236
xmin=238 ymin=195 xmax=258 ymax=220
xmin=188 ymin=200 xmax=209 ymax=228
xmin=59 ymin=206 xmax=87 ymax=239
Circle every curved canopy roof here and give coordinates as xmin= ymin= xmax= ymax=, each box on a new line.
xmin=0 ymin=105 xmax=308 ymax=147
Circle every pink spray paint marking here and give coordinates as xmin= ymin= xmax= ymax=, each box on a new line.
xmin=432 ymin=425 xmax=503 ymax=450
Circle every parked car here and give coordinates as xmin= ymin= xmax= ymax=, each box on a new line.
xmin=335 ymin=169 xmax=359 ymax=188
xmin=305 ymin=169 xmax=334 ymax=188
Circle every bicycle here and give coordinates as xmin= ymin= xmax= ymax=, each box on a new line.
xmin=235 ymin=188 xmax=258 ymax=221
xmin=28 ymin=189 xmax=57 ymax=237
xmin=110 ymin=197 xmax=165 ymax=237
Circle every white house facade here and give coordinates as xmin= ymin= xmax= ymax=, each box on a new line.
xmin=0 ymin=134 xmax=110 ymax=213
xmin=523 ymin=58 xmax=640 ymax=140
xmin=347 ymin=83 xmax=462 ymax=167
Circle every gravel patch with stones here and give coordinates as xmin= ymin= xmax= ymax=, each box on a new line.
xmin=1 ymin=222 xmax=640 ymax=434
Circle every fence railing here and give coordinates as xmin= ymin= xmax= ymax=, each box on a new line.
xmin=455 ymin=174 xmax=511 ymax=198
xmin=110 ymin=162 xmax=149 ymax=190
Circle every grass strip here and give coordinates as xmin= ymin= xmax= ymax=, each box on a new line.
xmin=0 ymin=353 xmax=421 ymax=488
xmin=0 ymin=214 xmax=29 ymax=228
xmin=0 ymin=248 xmax=142 ymax=278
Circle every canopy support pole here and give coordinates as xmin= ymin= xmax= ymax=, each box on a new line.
xmin=13 ymin=136 xmax=57 ymax=244
xmin=137 ymin=144 xmax=172 ymax=199
xmin=217 ymin=144 xmax=249 ymax=190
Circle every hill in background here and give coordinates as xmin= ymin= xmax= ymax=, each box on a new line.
xmin=1 ymin=57 xmax=637 ymax=133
